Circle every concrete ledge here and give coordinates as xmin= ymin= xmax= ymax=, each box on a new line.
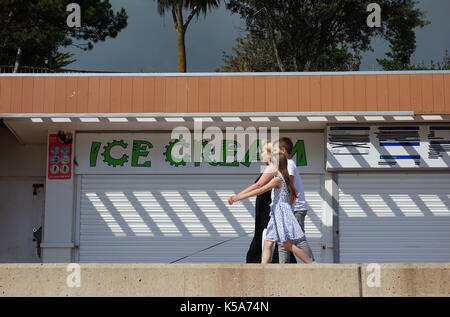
xmin=1 ymin=263 xmax=449 ymax=297
xmin=0 ymin=263 xmax=359 ymax=297
xmin=361 ymin=263 xmax=450 ymax=297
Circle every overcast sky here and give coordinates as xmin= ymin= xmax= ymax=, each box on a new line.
xmin=67 ymin=0 xmax=450 ymax=72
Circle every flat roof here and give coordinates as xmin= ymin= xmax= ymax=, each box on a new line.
xmin=1 ymin=70 xmax=450 ymax=77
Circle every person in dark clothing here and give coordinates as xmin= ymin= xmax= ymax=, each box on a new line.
xmin=245 ymin=174 xmax=280 ymax=263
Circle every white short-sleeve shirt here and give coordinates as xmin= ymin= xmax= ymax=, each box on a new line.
xmin=288 ymin=159 xmax=309 ymax=211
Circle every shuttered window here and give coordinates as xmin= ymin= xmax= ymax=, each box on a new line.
xmin=338 ymin=173 xmax=450 ymax=263
xmin=77 ymin=174 xmax=324 ymax=263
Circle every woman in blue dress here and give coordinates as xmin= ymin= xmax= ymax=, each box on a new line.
xmin=229 ymin=153 xmax=313 ymax=264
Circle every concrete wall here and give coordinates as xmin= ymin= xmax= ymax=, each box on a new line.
xmin=0 ymin=127 xmax=46 ymax=177
xmin=0 ymin=264 xmax=359 ymax=297
xmin=0 ymin=127 xmax=76 ymax=263
xmin=0 ymin=263 xmax=448 ymax=297
xmin=0 ymin=179 xmax=45 ymax=262
xmin=0 ymin=127 xmax=46 ymax=262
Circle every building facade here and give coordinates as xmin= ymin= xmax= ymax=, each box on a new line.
xmin=1 ymin=71 xmax=449 ymax=263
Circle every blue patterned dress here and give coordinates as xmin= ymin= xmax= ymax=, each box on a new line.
xmin=265 ymin=175 xmax=305 ymax=243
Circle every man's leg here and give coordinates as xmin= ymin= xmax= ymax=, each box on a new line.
xmin=277 ymin=241 xmax=290 ymax=263
xmin=294 ymin=210 xmax=315 ymax=262
xmin=278 ymin=210 xmax=315 ymax=263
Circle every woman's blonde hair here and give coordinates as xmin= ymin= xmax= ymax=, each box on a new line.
xmin=261 ymin=142 xmax=273 ymax=165
xmin=262 ymin=141 xmax=272 ymax=154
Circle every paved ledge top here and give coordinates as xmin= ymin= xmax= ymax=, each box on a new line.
xmin=0 ymin=263 xmax=448 ymax=266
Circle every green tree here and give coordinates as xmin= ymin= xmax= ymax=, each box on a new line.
xmin=224 ymin=0 xmax=427 ymax=72
xmin=408 ymin=49 xmax=450 ymax=70
xmin=219 ymin=33 xmax=277 ymax=72
xmin=377 ymin=0 xmax=428 ymax=70
xmin=0 ymin=0 xmax=128 ymax=72
xmin=153 ymin=0 xmax=220 ymax=72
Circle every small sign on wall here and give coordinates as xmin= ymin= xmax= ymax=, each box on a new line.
xmin=48 ymin=133 xmax=72 ymax=180
xmin=326 ymin=125 xmax=450 ymax=169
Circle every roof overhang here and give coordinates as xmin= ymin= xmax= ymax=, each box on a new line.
xmin=3 ymin=111 xmax=450 ymax=145
xmin=0 ymin=110 xmax=427 ymax=123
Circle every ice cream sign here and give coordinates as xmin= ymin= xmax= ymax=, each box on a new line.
xmin=87 ymin=138 xmax=307 ymax=168
xmin=75 ymin=133 xmax=324 ymax=175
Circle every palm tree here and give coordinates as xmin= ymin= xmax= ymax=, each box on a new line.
xmin=154 ymin=0 xmax=220 ymax=72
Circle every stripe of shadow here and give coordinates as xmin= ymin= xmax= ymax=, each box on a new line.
xmin=303 ymin=174 xmax=326 ymax=234
xmin=326 ymin=148 xmax=344 ymax=168
xmin=348 ymin=193 xmax=378 ymax=217
xmin=179 ymin=190 xmax=220 ymax=235
xmin=437 ymin=193 xmax=450 ymax=214
xmin=170 ymin=234 xmax=253 ymax=263
xmin=292 ymin=179 xmax=325 ymax=239
xmin=406 ymin=193 xmax=434 ymax=217
xmin=206 ymin=190 xmax=249 ymax=235
xmin=435 ymin=144 xmax=450 ymax=164
xmin=379 ymin=193 xmax=406 ymax=217
xmin=152 ymin=190 xmax=191 ymax=236
xmin=96 ymin=192 xmax=135 ymax=236
xmin=124 ymin=191 xmax=163 ymax=235
xmin=403 ymin=143 xmax=430 ymax=168
xmin=303 ymin=203 xmax=326 ymax=240
xmin=240 ymin=197 xmax=257 ymax=221
xmin=349 ymin=150 xmax=372 ymax=168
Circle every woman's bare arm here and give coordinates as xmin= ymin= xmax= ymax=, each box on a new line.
xmin=232 ymin=177 xmax=281 ymax=204
xmin=228 ymin=165 xmax=276 ymax=204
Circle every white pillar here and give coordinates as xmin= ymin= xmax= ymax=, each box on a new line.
xmin=321 ymin=172 xmax=338 ymax=263
xmin=41 ymin=130 xmax=75 ymax=262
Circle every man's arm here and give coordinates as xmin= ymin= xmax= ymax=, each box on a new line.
xmin=287 ymin=160 xmax=298 ymax=193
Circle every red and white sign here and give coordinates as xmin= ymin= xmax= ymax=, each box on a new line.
xmin=48 ymin=134 xmax=72 ymax=180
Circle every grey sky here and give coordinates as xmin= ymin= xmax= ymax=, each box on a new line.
xmin=67 ymin=0 xmax=450 ymax=72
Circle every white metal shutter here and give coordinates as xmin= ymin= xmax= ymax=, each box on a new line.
xmin=301 ymin=175 xmax=324 ymax=262
xmin=78 ymin=174 xmax=323 ymax=263
xmin=338 ymin=173 xmax=450 ymax=263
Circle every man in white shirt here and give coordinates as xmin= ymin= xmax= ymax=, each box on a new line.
xmin=273 ymin=137 xmax=315 ymax=263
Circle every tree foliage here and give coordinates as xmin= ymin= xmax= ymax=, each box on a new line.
xmin=0 ymin=0 xmax=128 ymax=71
xmin=377 ymin=0 xmax=428 ymax=70
xmin=219 ymin=33 xmax=277 ymax=72
xmin=223 ymin=0 xmax=427 ymax=72
xmin=407 ymin=49 xmax=450 ymax=70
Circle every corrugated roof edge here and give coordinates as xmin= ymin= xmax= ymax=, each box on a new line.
xmin=1 ymin=70 xmax=450 ymax=77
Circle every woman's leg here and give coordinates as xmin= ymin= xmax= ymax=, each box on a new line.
xmin=282 ymin=240 xmax=313 ymax=264
xmin=261 ymin=240 xmax=274 ymax=264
